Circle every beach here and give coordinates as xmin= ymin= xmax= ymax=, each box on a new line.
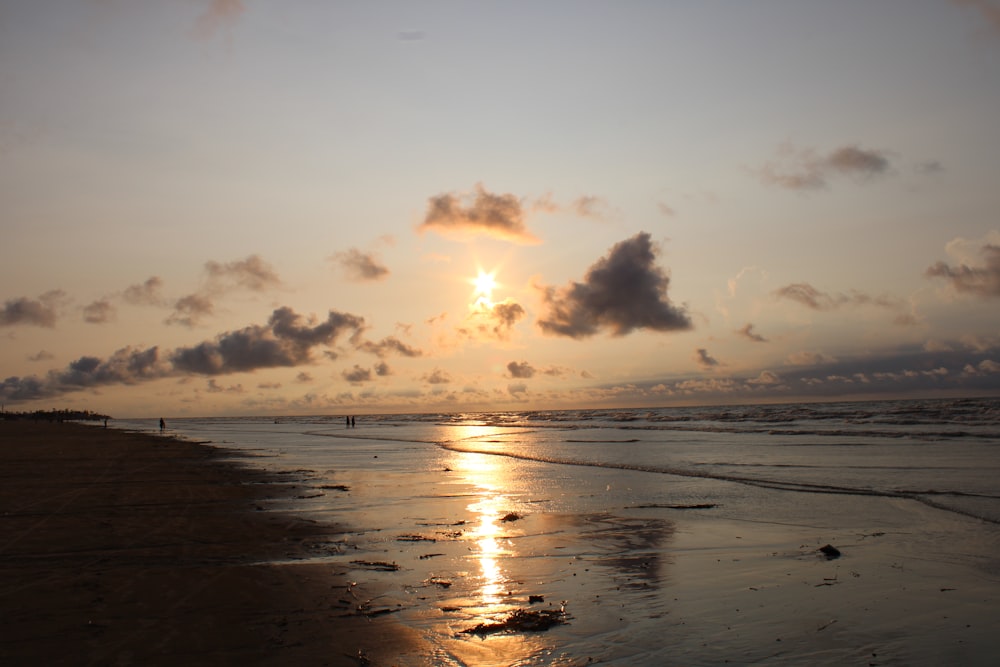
xmin=0 ymin=420 xmax=422 ymax=666
xmin=4 ymin=401 xmax=1000 ymax=666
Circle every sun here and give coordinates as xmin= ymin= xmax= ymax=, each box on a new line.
xmin=470 ymin=269 xmax=499 ymax=310
xmin=473 ymin=270 xmax=497 ymax=298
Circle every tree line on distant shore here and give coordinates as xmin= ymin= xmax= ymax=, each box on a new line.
xmin=0 ymin=408 xmax=111 ymax=422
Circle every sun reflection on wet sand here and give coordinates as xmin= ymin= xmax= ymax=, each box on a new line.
xmin=424 ymin=430 xmax=560 ymax=666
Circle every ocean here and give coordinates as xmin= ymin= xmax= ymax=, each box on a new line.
xmin=114 ymin=396 xmax=1000 ymax=666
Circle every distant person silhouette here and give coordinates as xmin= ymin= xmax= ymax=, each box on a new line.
xmin=159 ymin=418 xmax=165 ymax=431
xmin=345 ymin=416 xmax=350 ymax=428
xmin=351 ymin=416 xmax=356 ymax=428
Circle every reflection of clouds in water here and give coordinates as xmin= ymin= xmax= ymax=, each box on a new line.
xmin=576 ymin=514 xmax=674 ymax=590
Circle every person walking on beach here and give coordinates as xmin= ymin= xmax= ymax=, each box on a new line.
xmin=159 ymin=417 xmax=165 ymax=431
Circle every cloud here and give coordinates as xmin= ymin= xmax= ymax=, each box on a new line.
xmin=571 ymin=195 xmax=612 ymax=221
xmin=375 ymin=361 xmax=392 ymax=376
xmin=166 ymin=293 xmax=215 ymax=327
xmin=205 ymin=255 xmax=281 ymax=292
xmin=83 ymin=299 xmax=116 ymax=324
xmin=333 ymin=248 xmax=390 ymax=282
xmin=736 ymin=323 xmax=767 ymax=342
xmin=343 ymin=365 xmax=373 ymax=384
xmin=774 ymin=283 xmax=903 ymax=312
xmin=785 ymin=351 xmax=838 ymax=367
xmin=165 ymin=255 xmax=281 ymax=327
xmin=356 ymin=335 xmax=422 ymax=358
xmin=0 ymin=290 xmax=64 ymax=328
xmin=457 ymin=298 xmax=527 ymax=342
xmin=171 ymin=307 xmax=365 ymax=375
xmin=206 ymin=379 xmax=244 ymax=394
xmin=295 ymin=371 xmax=314 ymax=383
xmin=423 ymin=369 xmax=451 ymax=384
xmin=507 ymin=361 xmax=536 ymax=379
xmin=508 ymin=383 xmax=528 ymax=395
xmin=122 ymin=277 xmax=166 ymax=306
xmin=28 ymin=350 xmax=54 ymax=362
xmin=419 ymin=183 xmax=541 ymax=244
xmin=195 ymin=0 xmax=245 ymax=39
xmin=537 ymin=232 xmax=692 ymax=339
xmin=754 ymin=144 xmax=892 ymax=190
xmin=694 ymin=348 xmax=720 ymax=369
xmin=925 ymin=242 xmax=1000 ymax=298
xmin=951 ymin=0 xmax=1000 ymax=35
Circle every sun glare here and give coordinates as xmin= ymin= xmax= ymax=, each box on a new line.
xmin=470 ymin=269 xmax=499 ymax=309
xmin=472 ymin=270 xmax=497 ymax=298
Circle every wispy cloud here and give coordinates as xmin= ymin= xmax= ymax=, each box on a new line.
xmin=332 ymin=248 xmax=390 ymax=282
xmin=83 ymin=299 xmax=116 ymax=324
xmin=774 ymin=282 xmax=904 ymax=313
xmin=736 ymin=322 xmax=767 ymax=342
xmin=537 ymin=232 xmax=692 ymax=339
xmin=456 ymin=299 xmax=527 ymax=342
xmin=753 ymin=143 xmax=892 ymax=190
xmin=355 ymin=335 xmax=422 ymax=358
xmin=925 ymin=240 xmax=1000 ymax=298
xmin=122 ymin=277 xmax=166 ymax=306
xmin=167 ymin=255 xmax=282 ymax=327
xmin=694 ymin=348 xmax=720 ymax=369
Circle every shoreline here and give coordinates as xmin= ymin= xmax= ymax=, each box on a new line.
xmin=0 ymin=420 xmax=423 ymax=666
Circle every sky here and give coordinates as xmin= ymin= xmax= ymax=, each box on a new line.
xmin=2 ymin=0 xmax=999 ymax=418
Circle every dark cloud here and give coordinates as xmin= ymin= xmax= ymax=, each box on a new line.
xmin=507 ymin=361 xmax=536 ymax=379
xmin=0 ymin=290 xmax=64 ymax=328
xmin=695 ymin=348 xmax=720 ymax=369
xmin=1 ymin=307 xmax=366 ymax=403
xmin=205 ymin=255 xmax=281 ymax=292
xmin=736 ymin=323 xmax=768 ymax=342
xmin=333 ymin=248 xmax=390 ymax=282
xmin=166 ymin=293 xmax=215 ymax=327
xmin=83 ymin=299 xmax=116 ymax=324
xmin=171 ymin=307 xmax=365 ymax=375
xmin=952 ymin=0 xmax=1000 ymax=35
xmin=419 ymin=183 xmax=540 ymax=244
xmin=623 ymin=341 xmax=1000 ymax=403
xmin=774 ymin=283 xmax=902 ymax=312
xmin=295 ymin=371 xmax=314 ymax=383
xmin=356 ymin=335 xmax=422 ymax=358
xmin=925 ymin=244 xmax=1000 ymax=298
xmin=754 ymin=144 xmax=892 ymax=190
xmin=28 ymin=350 xmax=54 ymax=362
xmin=537 ymin=232 xmax=692 ymax=339
xmin=122 ymin=276 xmax=165 ymax=306
xmin=342 ymin=365 xmax=373 ymax=384
xmin=57 ymin=347 xmax=165 ymax=388
xmin=375 ymin=361 xmax=392 ymax=377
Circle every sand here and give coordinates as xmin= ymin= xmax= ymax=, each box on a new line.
xmin=4 ymin=419 xmax=999 ymax=666
xmin=0 ymin=420 xmax=425 ymax=666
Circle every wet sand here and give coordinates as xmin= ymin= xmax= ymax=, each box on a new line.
xmin=4 ymin=419 xmax=999 ymax=666
xmin=0 ymin=420 xmax=424 ymax=666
